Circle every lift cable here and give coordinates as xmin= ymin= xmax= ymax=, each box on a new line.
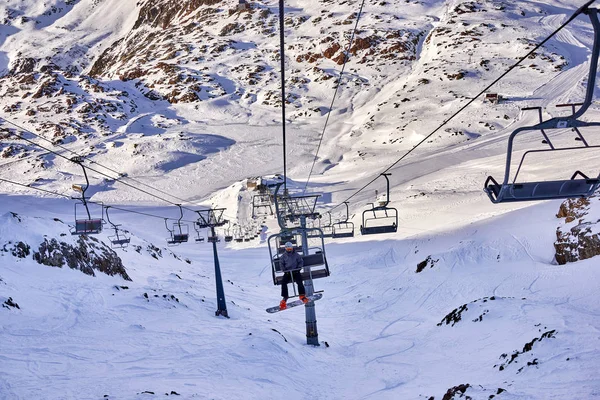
xmin=0 ymin=177 xmax=199 ymax=223
xmin=327 ymin=0 xmax=596 ymax=213
xmin=0 ymin=117 xmax=204 ymax=209
xmin=278 ymin=0 xmax=288 ymax=192
xmin=4 ymin=129 xmax=203 ymax=213
xmin=302 ymin=0 xmax=367 ymax=194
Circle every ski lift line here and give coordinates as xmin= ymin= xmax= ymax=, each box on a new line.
xmin=327 ymin=0 xmax=597 ymax=213
xmin=278 ymin=0 xmax=288 ymax=192
xmin=302 ymin=0 xmax=367 ymax=195
xmin=5 ymin=130 xmax=198 ymax=210
xmin=0 ymin=177 xmax=198 ymax=223
xmin=0 ymin=177 xmax=72 ymax=199
xmin=0 ymin=117 xmax=204 ymax=210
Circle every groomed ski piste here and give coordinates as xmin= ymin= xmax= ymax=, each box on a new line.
xmin=2 ymin=0 xmax=600 ymax=399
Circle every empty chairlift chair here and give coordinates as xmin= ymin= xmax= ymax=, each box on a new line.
xmin=165 ymin=205 xmax=189 ymax=246
xmin=105 ymin=206 xmax=130 ymax=248
xmin=70 ymin=157 xmax=103 ymax=235
xmin=316 ymin=212 xmax=334 ymax=238
xmin=332 ymin=202 xmax=355 ymax=238
xmin=193 ymin=223 xmax=205 ymax=243
xmin=360 ymin=173 xmax=398 ymax=235
xmin=224 ymin=222 xmax=234 ymax=242
xmin=252 ymin=191 xmax=274 ymax=218
xmin=484 ymin=8 xmax=600 ymax=203
xmin=484 ymin=107 xmax=600 ymax=203
xmin=233 ymin=225 xmax=244 ymax=243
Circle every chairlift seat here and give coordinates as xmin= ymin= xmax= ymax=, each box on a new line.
xmin=333 ymin=231 xmax=354 ymax=238
xmin=484 ymin=173 xmax=600 ymax=203
xmin=110 ymin=237 xmax=131 ymax=247
xmin=224 ymin=235 xmax=233 ymax=242
xmin=172 ymin=233 xmax=189 ymax=243
xmin=332 ymin=222 xmax=355 ymax=238
xmin=208 ymin=236 xmax=219 ymax=243
xmin=360 ymin=224 xmax=397 ymax=235
xmin=73 ymin=219 xmax=103 ymax=235
xmin=196 ymin=237 xmax=205 ymax=242
xmin=271 ymin=253 xmax=329 ymax=285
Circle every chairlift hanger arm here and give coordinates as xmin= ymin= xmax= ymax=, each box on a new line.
xmin=574 ymin=7 xmax=600 ymax=119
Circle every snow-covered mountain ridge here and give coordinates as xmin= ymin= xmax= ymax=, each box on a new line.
xmin=0 ymin=0 xmax=580 ymax=193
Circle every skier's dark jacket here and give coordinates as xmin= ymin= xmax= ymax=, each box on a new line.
xmin=280 ymin=249 xmax=304 ymax=272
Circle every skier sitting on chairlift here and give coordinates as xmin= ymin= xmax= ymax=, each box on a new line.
xmin=279 ymin=242 xmax=308 ymax=310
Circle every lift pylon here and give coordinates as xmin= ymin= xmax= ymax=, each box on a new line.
xmin=196 ymin=208 xmax=229 ymax=318
xmin=268 ymin=183 xmax=330 ymax=346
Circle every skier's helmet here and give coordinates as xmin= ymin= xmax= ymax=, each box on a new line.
xmin=284 ymin=241 xmax=293 ymax=251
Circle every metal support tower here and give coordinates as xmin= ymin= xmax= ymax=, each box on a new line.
xmin=272 ymin=183 xmax=322 ymax=346
xmin=299 ymin=215 xmax=319 ymax=346
xmin=196 ymin=208 xmax=229 ymax=318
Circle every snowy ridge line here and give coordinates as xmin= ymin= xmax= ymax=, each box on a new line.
xmin=0 ymin=177 xmax=200 ymax=224
xmin=0 ymin=116 xmax=206 ymax=211
xmin=302 ymin=0 xmax=367 ymax=195
xmin=326 ymin=0 xmax=596 ymax=214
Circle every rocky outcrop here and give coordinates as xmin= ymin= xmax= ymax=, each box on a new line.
xmin=0 ymin=212 xmax=131 ymax=281
xmin=554 ymin=196 xmax=600 ymax=265
xmin=33 ymin=236 xmax=131 ymax=281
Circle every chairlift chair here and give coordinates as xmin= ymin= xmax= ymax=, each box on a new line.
xmin=73 ymin=202 xmax=104 ymax=235
xmin=193 ymin=222 xmax=205 ymax=243
xmin=267 ymin=229 xmax=330 ymax=286
xmin=252 ymin=192 xmax=274 ymax=218
xmin=70 ymin=157 xmax=103 ymax=235
xmin=484 ymin=106 xmax=600 ymax=203
xmin=332 ymin=202 xmax=355 ymax=238
xmin=307 ymin=217 xmax=322 ymax=238
xmin=321 ymin=212 xmax=334 ymax=238
xmin=224 ymin=222 xmax=234 ymax=242
xmin=360 ymin=173 xmax=398 ymax=235
xmin=484 ymin=9 xmax=600 ymax=203
xmin=233 ymin=224 xmax=244 ymax=243
xmin=105 ymin=206 xmax=130 ymax=248
xmin=165 ymin=205 xmax=189 ymax=245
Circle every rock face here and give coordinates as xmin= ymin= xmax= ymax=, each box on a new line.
xmin=33 ymin=236 xmax=131 ymax=280
xmin=0 ymin=212 xmax=131 ymax=281
xmin=554 ymin=196 xmax=600 ymax=265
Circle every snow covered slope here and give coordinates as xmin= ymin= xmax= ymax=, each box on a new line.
xmin=2 ymin=0 xmax=600 ymax=399
xmin=2 ymin=194 xmax=600 ymax=399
